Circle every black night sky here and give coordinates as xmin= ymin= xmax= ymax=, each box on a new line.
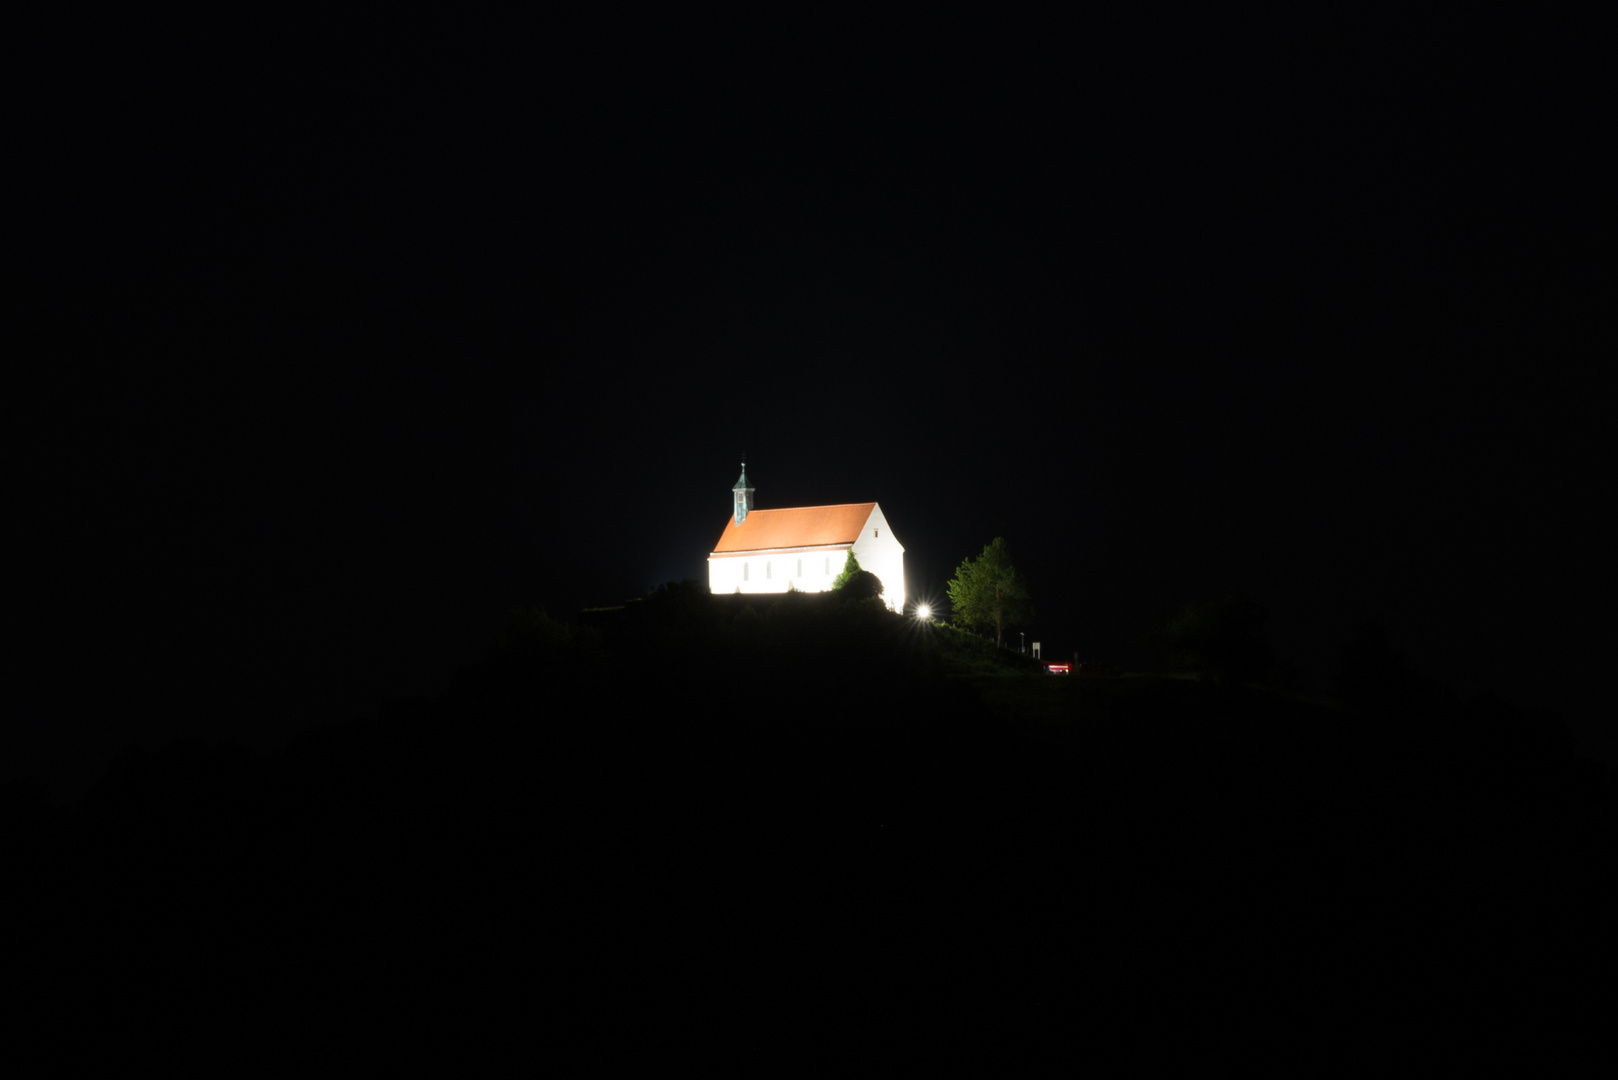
xmin=11 ymin=11 xmax=1613 ymax=794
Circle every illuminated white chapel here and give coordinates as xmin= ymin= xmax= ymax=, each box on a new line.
xmin=707 ymin=462 xmax=906 ymax=613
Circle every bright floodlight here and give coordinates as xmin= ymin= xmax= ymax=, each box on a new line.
xmin=915 ymin=603 xmax=932 ymax=620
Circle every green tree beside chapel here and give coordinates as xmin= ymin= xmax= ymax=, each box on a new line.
xmin=831 ymin=550 xmax=862 ymax=589
xmin=947 ymin=537 xmax=1032 ymax=649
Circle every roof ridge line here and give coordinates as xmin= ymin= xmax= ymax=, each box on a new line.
xmin=749 ymin=501 xmax=875 ymax=511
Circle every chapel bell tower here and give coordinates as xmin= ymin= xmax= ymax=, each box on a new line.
xmin=732 ymin=458 xmax=754 ymax=524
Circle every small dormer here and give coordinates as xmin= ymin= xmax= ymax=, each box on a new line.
xmin=732 ymin=460 xmax=754 ymax=524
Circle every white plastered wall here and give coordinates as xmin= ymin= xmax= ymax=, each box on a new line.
xmin=849 ymin=503 xmax=906 ymax=613
xmin=707 ymin=548 xmax=849 ymax=596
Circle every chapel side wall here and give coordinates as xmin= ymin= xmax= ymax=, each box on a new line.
xmin=707 ymin=555 xmax=735 ymax=595
xmin=709 ymin=555 xmax=770 ymax=595
xmin=709 ymin=552 xmax=845 ymax=596
xmin=788 ymin=551 xmax=845 ymax=593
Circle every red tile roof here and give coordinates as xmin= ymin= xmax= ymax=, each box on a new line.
xmin=710 ymin=503 xmax=876 ymax=556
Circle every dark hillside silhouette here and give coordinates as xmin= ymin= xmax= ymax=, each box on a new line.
xmin=5 ymin=584 xmax=1613 ymax=1040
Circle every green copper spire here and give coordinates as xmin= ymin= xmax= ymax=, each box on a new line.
xmin=732 ymin=456 xmax=754 ymax=524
